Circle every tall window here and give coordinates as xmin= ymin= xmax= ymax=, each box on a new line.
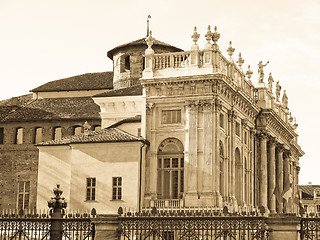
xmin=34 ymin=127 xmax=43 ymax=144
xmin=73 ymin=126 xmax=82 ymax=135
xmin=53 ymin=127 xmax=62 ymax=140
xmin=161 ymin=110 xmax=181 ymax=124
xmin=220 ymin=113 xmax=224 ymax=128
xmin=125 ymin=55 xmax=130 ymax=71
xmin=15 ymin=127 xmax=23 ymax=144
xmin=235 ymin=122 xmax=240 ymax=136
xmin=219 ymin=141 xmax=224 ymax=196
xmin=17 ymin=181 xmax=30 ymax=210
xmin=157 ymin=138 xmax=184 ymax=199
xmin=0 ymin=127 xmax=4 ymax=144
xmin=235 ymin=148 xmax=242 ymax=202
xmin=86 ymin=178 xmax=96 ymax=201
xmin=112 ymin=177 xmax=122 ymax=200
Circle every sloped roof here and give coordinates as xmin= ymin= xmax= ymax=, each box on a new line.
xmin=37 ymin=127 xmax=142 ymax=146
xmin=108 ymin=115 xmax=141 ymax=128
xmin=300 ymin=185 xmax=320 ymax=199
xmin=94 ymin=84 xmax=143 ymax=98
xmin=31 ymin=72 xmax=113 ymax=92
xmin=107 ymin=37 xmax=183 ymax=59
xmin=0 ymin=96 xmax=100 ymax=122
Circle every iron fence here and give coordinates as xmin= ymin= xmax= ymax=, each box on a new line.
xmin=118 ymin=207 xmax=270 ymax=240
xmin=300 ymin=217 xmax=320 ymax=240
xmin=0 ymin=210 xmax=95 ymax=240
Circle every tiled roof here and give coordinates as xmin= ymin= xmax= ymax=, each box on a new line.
xmin=37 ymin=127 xmax=142 ymax=146
xmin=94 ymin=84 xmax=143 ymax=98
xmin=107 ymin=37 xmax=183 ymax=59
xmin=108 ymin=115 xmax=141 ymax=128
xmin=31 ymin=72 xmax=113 ymax=92
xmin=299 ymin=185 xmax=320 ymax=199
xmin=0 ymin=96 xmax=100 ymax=122
xmin=0 ymin=94 xmax=33 ymax=107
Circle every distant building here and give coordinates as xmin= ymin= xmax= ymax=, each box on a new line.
xmin=0 ymin=26 xmax=304 ymax=215
xmin=300 ymin=184 xmax=320 ymax=214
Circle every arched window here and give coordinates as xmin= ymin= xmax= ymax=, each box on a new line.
xmin=15 ymin=127 xmax=23 ymax=144
xmin=235 ymin=148 xmax=242 ymax=203
xmin=34 ymin=127 xmax=43 ymax=144
xmin=125 ymin=55 xmax=130 ymax=71
xmin=53 ymin=127 xmax=62 ymax=140
xmin=73 ymin=126 xmax=82 ymax=135
xmin=219 ymin=141 xmax=224 ymax=196
xmin=157 ymin=138 xmax=184 ymax=199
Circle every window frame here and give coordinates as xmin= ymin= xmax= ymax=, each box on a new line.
xmin=112 ymin=177 xmax=122 ymax=200
xmin=161 ymin=109 xmax=182 ymax=125
xmin=34 ymin=127 xmax=43 ymax=144
xmin=17 ymin=181 xmax=30 ymax=210
xmin=86 ymin=178 xmax=96 ymax=201
xmin=15 ymin=127 xmax=23 ymax=144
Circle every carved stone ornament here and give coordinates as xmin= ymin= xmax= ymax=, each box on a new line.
xmin=146 ymin=103 xmax=154 ymax=114
xmin=268 ymin=73 xmax=274 ymax=93
xmin=246 ymin=65 xmax=253 ymax=83
xmin=236 ymin=52 xmax=244 ymax=70
xmin=191 ymin=26 xmax=200 ymax=45
xmin=258 ymin=61 xmax=269 ymax=83
xmin=212 ymin=26 xmax=220 ymax=49
xmin=204 ymin=25 xmax=213 ymax=50
xmin=282 ymin=90 xmax=288 ymax=109
xmin=275 ymin=81 xmax=281 ymax=102
xmin=227 ymin=41 xmax=235 ymax=59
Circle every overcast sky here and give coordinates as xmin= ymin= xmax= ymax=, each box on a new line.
xmin=0 ymin=0 xmax=319 ymax=184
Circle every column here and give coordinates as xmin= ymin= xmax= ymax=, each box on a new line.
xmin=185 ymin=102 xmax=198 ymax=204
xmin=259 ymin=131 xmax=268 ymax=211
xmin=283 ymin=151 xmax=291 ymax=213
xmin=268 ymin=139 xmax=276 ymax=213
xmin=276 ymin=146 xmax=284 ymax=213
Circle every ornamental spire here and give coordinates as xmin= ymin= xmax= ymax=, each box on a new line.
xmin=146 ymin=15 xmax=151 ymax=37
xmin=236 ymin=52 xmax=244 ymax=70
xmin=212 ymin=26 xmax=220 ymax=50
xmin=191 ymin=26 xmax=200 ymax=45
xmin=227 ymin=41 xmax=235 ymax=60
xmin=204 ymin=25 xmax=213 ymax=50
xmin=246 ymin=65 xmax=253 ymax=83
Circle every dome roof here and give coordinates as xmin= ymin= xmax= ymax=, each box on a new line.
xmin=107 ymin=37 xmax=183 ymax=59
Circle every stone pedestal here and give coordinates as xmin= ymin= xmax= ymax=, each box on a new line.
xmin=266 ymin=214 xmax=300 ymax=240
xmin=92 ymin=215 xmax=120 ymax=240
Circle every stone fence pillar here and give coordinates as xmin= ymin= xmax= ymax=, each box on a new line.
xmin=92 ymin=215 xmax=120 ymax=240
xmin=266 ymin=214 xmax=300 ymax=240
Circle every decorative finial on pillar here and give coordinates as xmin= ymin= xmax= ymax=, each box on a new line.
xmin=275 ymin=81 xmax=281 ymax=102
xmin=190 ymin=26 xmax=200 ymax=51
xmin=146 ymin=15 xmax=151 ymax=37
xmin=282 ymin=90 xmax=288 ymax=109
xmin=83 ymin=121 xmax=91 ymax=135
xmin=204 ymin=25 xmax=213 ymax=50
xmin=227 ymin=41 xmax=235 ymax=60
xmin=48 ymin=184 xmax=67 ymax=217
xmin=246 ymin=65 xmax=253 ymax=83
xmin=236 ymin=52 xmax=244 ymax=70
xmin=268 ymin=73 xmax=274 ymax=93
xmin=146 ymin=30 xmax=154 ymax=50
xmin=288 ymin=112 xmax=293 ymax=124
xmin=258 ymin=61 xmax=269 ymax=84
xmin=212 ymin=26 xmax=220 ymax=50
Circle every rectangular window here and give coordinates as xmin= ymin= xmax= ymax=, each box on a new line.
xmin=244 ymin=131 xmax=248 ymax=144
xmin=317 ymin=205 xmax=320 ymax=212
xmin=161 ymin=110 xmax=181 ymax=124
xmin=34 ymin=127 xmax=43 ymax=144
xmin=112 ymin=177 xmax=122 ymax=200
xmin=235 ymin=122 xmax=240 ymax=137
xmin=53 ymin=127 xmax=62 ymax=140
xmin=15 ymin=128 xmax=23 ymax=144
xmin=17 ymin=181 xmax=30 ymax=210
xmin=86 ymin=178 xmax=96 ymax=201
xmin=0 ymin=127 xmax=4 ymax=144
xmin=220 ymin=113 xmax=224 ymax=128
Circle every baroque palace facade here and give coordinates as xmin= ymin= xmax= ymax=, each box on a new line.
xmin=0 ymin=26 xmax=303 ymax=215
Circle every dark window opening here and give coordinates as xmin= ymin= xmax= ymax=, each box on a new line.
xmin=0 ymin=127 xmax=4 ymax=144
xmin=125 ymin=55 xmax=130 ymax=71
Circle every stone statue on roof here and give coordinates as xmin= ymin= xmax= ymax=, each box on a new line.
xmin=282 ymin=90 xmax=288 ymax=108
xmin=275 ymin=81 xmax=281 ymax=102
xmin=268 ymin=73 xmax=274 ymax=93
xmin=258 ymin=61 xmax=269 ymax=83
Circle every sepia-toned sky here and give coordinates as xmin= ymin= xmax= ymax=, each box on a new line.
xmin=0 ymin=0 xmax=319 ymax=184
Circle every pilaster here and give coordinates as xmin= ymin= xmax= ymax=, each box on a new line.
xmin=268 ymin=138 xmax=276 ymax=213
xmin=259 ymin=131 xmax=268 ymax=211
xmin=276 ymin=145 xmax=284 ymax=213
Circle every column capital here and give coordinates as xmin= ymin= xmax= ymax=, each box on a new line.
xmin=268 ymin=137 xmax=277 ymax=146
xmin=257 ymin=130 xmax=268 ymax=140
xmin=276 ymin=143 xmax=284 ymax=151
xmin=185 ymin=100 xmax=198 ymax=111
xmin=283 ymin=150 xmax=291 ymax=159
xmin=146 ymin=102 xmax=154 ymax=114
xmin=228 ymin=109 xmax=237 ymax=122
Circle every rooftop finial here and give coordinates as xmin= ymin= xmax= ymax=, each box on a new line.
xmin=246 ymin=65 xmax=253 ymax=83
xmin=191 ymin=26 xmax=200 ymax=44
xmin=227 ymin=41 xmax=235 ymax=60
xmin=146 ymin=15 xmax=151 ymax=37
xmin=204 ymin=25 xmax=213 ymax=50
xmin=282 ymin=90 xmax=288 ymax=109
xmin=212 ymin=26 xmax=220 ymax=50
xmin=236 ymin=52 xmax=244 ymax=70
